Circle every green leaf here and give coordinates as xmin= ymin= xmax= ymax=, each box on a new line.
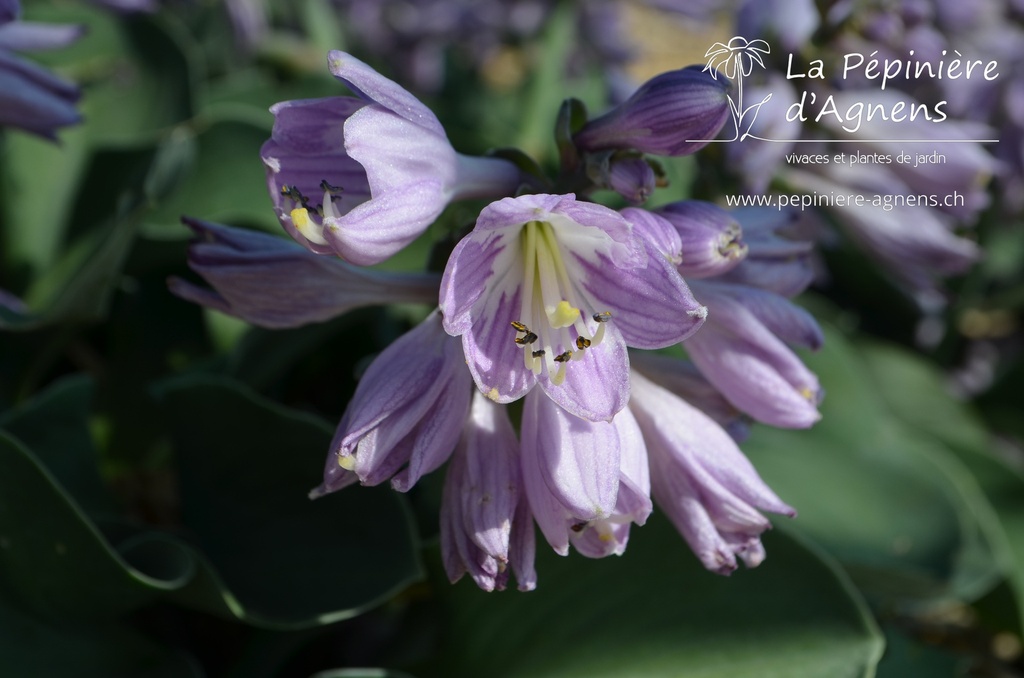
xmin=743 ymin=324 xmax=1002 ymax=606
xmin=858 ymin=341 xmax=1024 ymax=629
xmin=157 ymin=376 xmax=424 ymax=628
xmin=0 ymin=588 xmax=200 ymax=678
xmin=143 ymin=117 xmax=280 ymax=239
xmin=0 ymin=375 xmax=113 ymax=515
xmin=0 ymin=432 xmax=168 ymax=621
xmin=426 ymin=520 xmax=882 ymax=678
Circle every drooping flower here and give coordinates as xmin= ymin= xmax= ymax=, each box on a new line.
xmin=311 ymin=311 xmax=473 ymax=496
xmin=0 ymin=0 xmax=82 ymax=139
xmin=440 ymin=391 xmax=536 ymax=592
xmin=261 ymin=51 xmax=522 ymax=266
xmin=168 ymin=217 xmax=440 ymax=328
xmin=519 ymin=388 xmax=651 ymax=558
xmin=686 ymin=279 xmax=824 ymax=429
xmin=655 ymin=200 xmax=748 ymax=278
xmin=629 ymin=371 xmax=795 ymax=574
xmin=439 ymin=193 xmax=706 ymax=422
xmin=573 ymin=66 xmax=732 ymax=156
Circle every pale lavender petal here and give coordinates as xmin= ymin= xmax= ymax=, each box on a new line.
xmin=523 ymin=390 xmax=620 ymax=521
xmin=695 ymin=282 xmax=823 ymax=350
xmin=685 ymin=313 xmax=822 ymax=429
xmin=343 ymin=104 xmax=456 ymax=195
xmin=540 ymin=328 xmax=630 ymax=422
xmin=578 ymin=239 xmax=707 ymax=349
xmin=324 ymin=313 xmax=471 ymax=487
xmin=327 ymin=49 xmax=445 ymax=136
xmin=460 ymin=284 xmax=537 ymax=404
xmin=458 ymin=393 xmax=519 ymax=559
xmin=509 ymin=498 xmax=537 ymax=590
xmin=620 ymin=207 xmax=682 ymax=264
xmin=323 ymin=179 xmax=447 ymax=266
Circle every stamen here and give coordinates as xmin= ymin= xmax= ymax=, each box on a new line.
xmin=320 ymin=179 xmax=343 ymax=194
xmin=575 ymin=336 xmax=591 ymax=350
xmin=593 ymin=311 xmax=612 ymax=323
xmin=291 ymin=207 xmax=329 ymax=245
xmin=337 ymin=454 xmax=356 ymax=471
xmin=553 ymin=351 xmax=573 ymax=363
xmin=532 ymin=349 xmax=546 ymax=358
xmin=514 ymin=332 xmax=538 ymax=345
xmin=511 ymin=321 xmax=529 ymax=332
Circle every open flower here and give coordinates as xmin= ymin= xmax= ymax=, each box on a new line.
xmin=440 ymin=193 xmax=706 ymax=422
xmin=262 ymin=50 xmax=521 ymax=266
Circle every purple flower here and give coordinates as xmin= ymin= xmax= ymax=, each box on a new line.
xmin=719 ymin=207 xmax=817 ymax=298
xmin=686 ymin=280 xmax=823 ymax=429
xmin=261 ymin=51 xmax=521 ymax=266
xmin=168 ymin=218 xmax=440 ymax=328
xmin=656 ymin=201 xmax=748 ymax=279
xmin=574 ymin=66 xmax=732 ymax=156
xmin=630 ymin=371 xmax=795 ymax=575
xmin=630 ymin=352 xmax=750 ymax=441
xmin=312 ymin=312 xmax=473 ymax=495
xmin=520 ymin=389 xmax=651 ymax=558
xmin=440 ymin=193 xmax=706 ymax=422
xmin=607 ymin=155 xmax=656 ymax=204
xmin=0 ymin=1 xmax=82 ymax=140
xmin=440 ymin=391 xmax=536 ymax=591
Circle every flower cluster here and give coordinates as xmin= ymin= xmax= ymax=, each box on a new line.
xmin=175 ymin=50 xmax=824 ymax=590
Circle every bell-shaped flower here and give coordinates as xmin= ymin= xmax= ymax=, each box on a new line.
xmin=573 ymin=66 xmax=732 ymax=157
xmin=440 ymin=392 xmax=536 ymax=592
xmin=686 ymin=280 xmax=823 ymax=428
xmin=656 ymin=200 xmax=748 ymax=278
xmin=630 ymin=352 xmax=750 ymax=441
xmin=312 ymin=311 xmax=473 ymax=496
xmin=0 ymin=1 xmax=83 ymax=140
xmin=168 ymin=217 xmax=440 ymax=328
xmin=629 ymin=371 xmax=795 ymax=575
xmin=719 ymin=207 xmax=817 ymax=298
xmin=519 ymin=389 xmax=651 ymax=558
xmin=261 ymin=50 xmax=522 ymax=266
xmin=440 ymin=193 xmax=706 ymax=422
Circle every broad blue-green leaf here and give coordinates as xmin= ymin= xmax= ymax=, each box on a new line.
xmin=426 ymin=521 xmax=882 ymax=678
xmin=157 ymin=375 xmax=424 ymax=628
xmin=743 ymin=325 xmax=1002 ymax=606
xmin=858 ymin=340 xmax=1024 ymax=628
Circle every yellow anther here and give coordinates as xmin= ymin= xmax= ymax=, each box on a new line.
xmin=291 ymin=207 xmax=310 ymax=228
xmin=291 ymin=207 xmax=329 ymax=246
xmin=800 ymin=386 xmax=816 ymax=401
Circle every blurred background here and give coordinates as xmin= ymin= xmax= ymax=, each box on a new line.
xmin=1 ymin=0 xmax=1023 ymax=676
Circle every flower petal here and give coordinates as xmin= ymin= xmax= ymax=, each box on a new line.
xmin=327 ymin=49 xmax=445 ymax=137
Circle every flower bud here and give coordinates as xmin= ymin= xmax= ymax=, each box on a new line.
xmin=573 ymin=66 xmax=731 ymax=156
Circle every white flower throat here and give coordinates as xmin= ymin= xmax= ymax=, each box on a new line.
xmin=513 ymin=220 xmax=608 ymax=385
